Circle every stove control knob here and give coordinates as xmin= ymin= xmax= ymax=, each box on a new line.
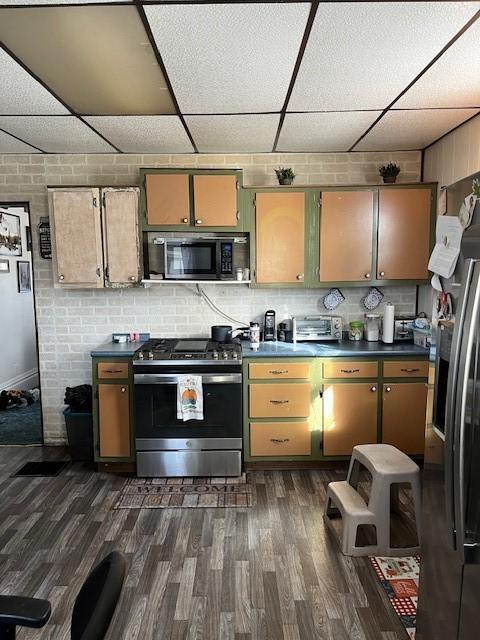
xmin=148 ymin=351 xmax=154 ymax=360
xmin=212 ymin=351 xmax=219 ymax=359
xmin=232 ymin=352 xmax=239 ymax=359
xmin=334 ymin=331 xmax=342 ymax=339
xmin=222 ymin=351 xmax=229 ymax=359
xmin=137 ymin=351 xmax=144 ymax=360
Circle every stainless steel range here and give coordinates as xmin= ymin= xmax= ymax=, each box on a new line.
xmin=133 ymin=339 xmax=242 ymax=477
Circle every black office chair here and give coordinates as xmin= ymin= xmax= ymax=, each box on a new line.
xmin=0 ymin=551 xmax=126 ymax=640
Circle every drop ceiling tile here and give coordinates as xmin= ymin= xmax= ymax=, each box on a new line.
xmin=0 ymin=7 xmax=175 ymax=115
xmin=0 ymin=116 xmax=116 ymax=153
xmin=185 ymin=114 xmax=279 ymax=152
xmin=0 ymin=1 xmax=131 ymax=4
xmin=0 ymin=49 xmax=69 ymax=115
xmin=277 ymin=112 xmax=381 ymax=152
xmin=355 ymin=109 xmax=479 ymax=151
xmin=396 ymin=18 xmax=480 ymax=108
xmin=84 ymin=116 xmax=194 ymax=153
xmin=0 ymin=129 xmax=40 ymax=153
xmin=289 ymin=2 xmax=480 ymax=111
xmin=145 ymin=3 xmax=310 ymax=113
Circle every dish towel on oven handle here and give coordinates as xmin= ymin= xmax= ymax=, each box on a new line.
xmin=177 ymin=374 xmax=204 ymax=421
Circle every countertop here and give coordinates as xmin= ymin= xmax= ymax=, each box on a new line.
xmin=241 ymin=340 xmax=429 ymax=358
xmin=91 ymin=339 xmax=429 ymax=358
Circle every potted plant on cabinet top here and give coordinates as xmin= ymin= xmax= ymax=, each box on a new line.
xmin=379 ymin=163 xmax=401 ymax=184
xmin=275 ymin=167 xmax=296 ymax=186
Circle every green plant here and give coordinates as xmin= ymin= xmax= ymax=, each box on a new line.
xmin=275 ymin=167 xmax=296 ymax=181
xmin=379 ymin=163 xmax=401 ymax=179
xmin=472 ymin=178 xmax=480 ymax=198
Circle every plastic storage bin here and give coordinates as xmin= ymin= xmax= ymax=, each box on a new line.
xmin=63 ymin=409 xmax=94 ymax=461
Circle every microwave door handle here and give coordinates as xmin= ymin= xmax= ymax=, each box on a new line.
xmin=445 ymin=258 xmax=476 ymax=550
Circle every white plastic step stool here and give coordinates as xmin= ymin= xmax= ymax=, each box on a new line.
xmin=324 ymin=444 xmax=421 ymax=557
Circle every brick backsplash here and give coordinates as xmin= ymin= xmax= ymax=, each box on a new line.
xmin=0 ymin=151 xmax=421 ymax=444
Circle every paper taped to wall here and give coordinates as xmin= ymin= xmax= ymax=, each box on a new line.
xmin=428 ymin=216 xmax=463 ymax=278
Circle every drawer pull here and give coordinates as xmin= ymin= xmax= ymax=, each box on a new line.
xmin=269 ymin=369 xmax=288 ymax=375
xmin=270 ymin=438 xmax=290 ymax=444
xmin=340 ymin=368 xmax=360 ymax=373
xmin=121 ymin=387 xmax=127 ymax=393
xmin=269 ymin=399 xmax=289 ymax=405
xmin=401 ymin=368 xmax=420 ymax=373
xmin=104 ymin=369 xmax=123 ymax=374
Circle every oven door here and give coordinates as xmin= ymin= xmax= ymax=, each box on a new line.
xmin=134 ymin=373 xmax=242 ymax=442
xmin=164 ymin=240 xmax=218 ymax=280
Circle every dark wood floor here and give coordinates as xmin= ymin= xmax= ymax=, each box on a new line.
xmin=0 ymin=447 xmax=411 ymax=639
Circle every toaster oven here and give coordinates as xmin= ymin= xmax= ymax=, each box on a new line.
xmin=290 ymin=315 xmax=343 ymax=342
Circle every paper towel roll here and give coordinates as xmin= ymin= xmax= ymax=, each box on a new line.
xmin=382 ymin=303 xmax=395 ymax=344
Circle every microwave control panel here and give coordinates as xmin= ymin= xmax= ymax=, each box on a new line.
xmin=220 ymin=242 xmax=233 ymax=275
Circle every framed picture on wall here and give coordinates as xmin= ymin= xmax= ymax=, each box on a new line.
xmin=0 ymin=210 xmax=22 ymax=257
xmin=0 ymin=259 xmax=9 ymax=273
xmin=17 ymin=261 xmax=31 ymax=293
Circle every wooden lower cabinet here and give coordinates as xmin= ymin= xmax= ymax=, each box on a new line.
xmin=382 ymin=382 xmax=428 ymax=455
xmin=250 ymin=422 xmax=311 ymax=456
xmin=249 ymin=382 xmax=311 ymax=418
xmin=98 ymin=383 xmax=131 ymax=458
xmin=322 ymin=382 xmax=378 ymax=456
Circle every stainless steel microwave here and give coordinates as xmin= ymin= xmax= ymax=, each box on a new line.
xmin=150 ymin=236 xmax=248 ymax=281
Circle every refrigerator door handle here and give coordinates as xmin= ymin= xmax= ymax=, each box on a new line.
xmin=445 ymin=259 xmax=476 ymax=549
xmin=453 ymin=261 xmax=480 ymax=559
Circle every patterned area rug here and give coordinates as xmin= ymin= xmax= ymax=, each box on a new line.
xmin=115 ymin=473 xmax=254 ymax=509
xmin=370 ymin=556 xmax=420 ymax=640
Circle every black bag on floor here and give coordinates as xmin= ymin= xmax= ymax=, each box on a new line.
xmin=64 ymin=384 xmax=92 ymax=413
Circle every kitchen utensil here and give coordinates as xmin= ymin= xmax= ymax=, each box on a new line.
xmin=264 ymin=310 xmax=276 ymax=341
xmin=211 ymin=325 xmax=232 ymax=342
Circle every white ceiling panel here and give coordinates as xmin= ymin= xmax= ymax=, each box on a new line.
xmin=0 ymin=129 xmax=40 ymax=153
xmin=145 ymin=3 xmax=310 ymax=113
xmin=0 ymin=1 xmax=131 ymax=4
xmin=0 ymin=49 xmax=69 ymax=115
xmin=396 ymin=18 xmax=480 ymax=108
xmin=289 ymin=2 xmax=480 ymax=111
xmin=277 ymin=111 xmax=381 ymax=152
xmin=84 ymin=116 xmax=194 ymax=153
xmin=0 ymin=116 xmax=116 ymax=153
xmin=185 ymin=114 xmax=280 ymax=152
xmin=355 ymin=109 xmax=479 ymax=151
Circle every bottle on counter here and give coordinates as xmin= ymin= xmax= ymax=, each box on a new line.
xmin=249 ymin=322 xmax=260 ymax=350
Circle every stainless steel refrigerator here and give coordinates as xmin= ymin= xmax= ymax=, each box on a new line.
xmin=417 ymin=224 xmax=480 ymax=639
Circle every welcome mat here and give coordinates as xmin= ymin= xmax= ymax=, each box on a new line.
xmin=370 ymin=556 xmax=420 ymax=640
xmin=115 ymin=474 xmax=254 ymax=509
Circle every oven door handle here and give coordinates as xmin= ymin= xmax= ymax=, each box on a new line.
xmin=134 ymin=373 xmax=242 ymax=385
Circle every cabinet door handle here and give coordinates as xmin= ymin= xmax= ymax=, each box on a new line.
xmin=196 ymin=219 xmax=203 ymax=225
xmin=401 ymin=368 xmax=420 ymax=373
xmin=270 ymin=438 xmax=290 ymax=444
xmin=364 ymin=273 xmax=371 ymax=278
xmin=182 ymin=218 xmax=189 ymax=223
xmin=370 ymin=386 xmax=377 ymax=392
xmin=296 ymin=274 xmax=304 ymax=281
xmin=379 ymin=271 xmax=385 ymax=277
xmin=340 ymin=368 xmax=360 ymax=373
xmin=121 ymin=387 xmax=127 ymax=393
xmin=385 ymin=386 xmax=391 ymax=393
xmin=129 ymin=276 xmax=136 ymax=282
xmin=58 ymin=274 xmax=65 ymax=281
xmin=269 ymin=369 xmax=288 ymax=375
xmin=269 ymin=399 xmax=289 ymax=405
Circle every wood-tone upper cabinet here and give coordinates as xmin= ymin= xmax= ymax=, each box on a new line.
xmin=193 ymin=175 xmax=237 ymax=226
xmin=98 ymin=383 xmax=131 ymax=458
xmin=377 ymin=188 xmax=431 ymax=280
xmin=49 ymin=188 xmax=104 ymax=288
xmin=382 ymin=382 xmax=427 ymax=455
xmin=319 ymin=191 xmax=374 ymax=282
xmin=102 ymin=188 xmax=140 ymax=286
xmin=323 ymin=382 xmax=378 ymax=456
xmin=145 ymin=173 xmax=190 ymax=226
xmin=255 ymin=192 xmax=305 ymax=284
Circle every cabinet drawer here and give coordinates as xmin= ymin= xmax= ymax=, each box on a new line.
xmin=249 ymin=362 xmax=310 ymax=380
xmin=250 ymin=422 xmax=311 ymax=456
xmin=323 ymin=361 xmax=378 ymax=379
xmin=383 ymin=360 xmax=428 ymax=378
xmin=97 ymin=362 xmax=129 ymax=379
xmin=249 ymin=383 xmax=310 ymax=418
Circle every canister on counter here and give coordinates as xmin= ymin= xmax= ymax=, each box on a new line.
xmin=249 ymin=322 xmax=260 ymax=350
xmin=349 ymin=321 xmax=364 ymax=341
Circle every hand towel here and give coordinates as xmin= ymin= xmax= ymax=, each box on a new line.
xmin=177 ymin=375 xmax=204 ymax=422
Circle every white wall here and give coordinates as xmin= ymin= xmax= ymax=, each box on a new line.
xmin=0 ymin=205 xmax=38 ymax=391
xmin=0 ymin=150 xmax=421 ymax=443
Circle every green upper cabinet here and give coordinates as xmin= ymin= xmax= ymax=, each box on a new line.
xmin=140 ymin=168 xmax=244 ymax=231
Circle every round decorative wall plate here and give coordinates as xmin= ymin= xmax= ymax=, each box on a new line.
xmin=363 ymin=287 xmax=384 ymax=310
